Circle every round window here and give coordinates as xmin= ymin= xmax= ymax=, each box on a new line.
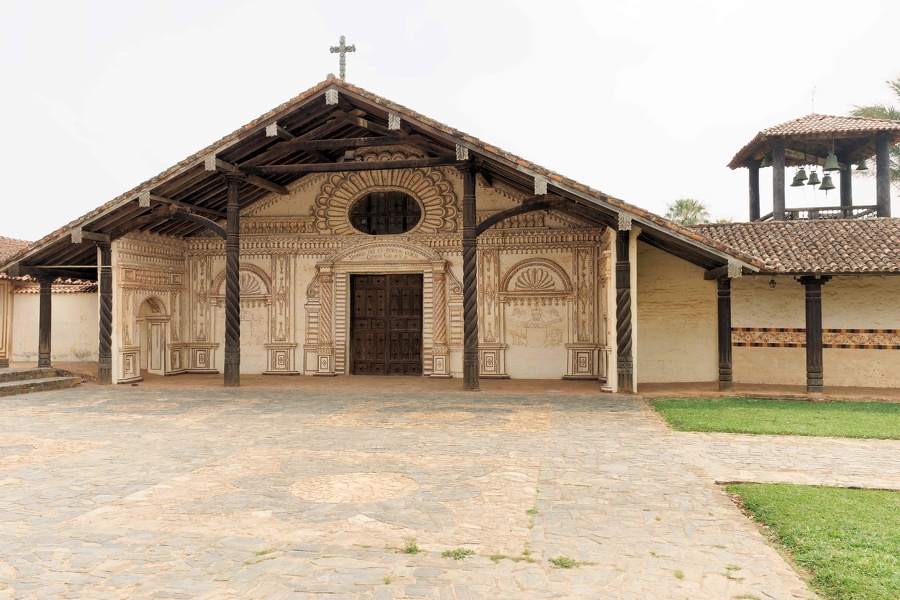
xmin=349 ymin=191 xmax=422 ymax=235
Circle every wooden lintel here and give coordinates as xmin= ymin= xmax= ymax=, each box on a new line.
xmin=149 ymin=194 xmax=226 ymax=219
xmin=783 ymin=149 xmax=847 ymax=169
xmin=80 ymin=231 xmax=110 ymax=243
xmin=279 ymin=136 xmax=406 ymax=151
xmin=244 ymin=157 xmax=464 ymax=175
xmin=704 ymin=265 xmax=730 ymax=280
xmin=215 ymin=158 xmax=289 ymax=196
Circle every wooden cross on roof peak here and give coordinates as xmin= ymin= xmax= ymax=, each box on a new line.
xmin=329 ymin=35 xmax=356 ymax=81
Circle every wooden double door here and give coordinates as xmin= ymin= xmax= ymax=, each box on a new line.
xmin=350 ymin=274 xmax=423 ymax=375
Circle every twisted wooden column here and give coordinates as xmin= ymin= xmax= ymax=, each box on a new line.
xmin=224 ymin=174 xmax=244 ymax=387
xmin=615 ymin=230 xmax=633 ymax=392
xmin=97 ymin=241 xmax=113 ymax=384
xmin=800 ymin=276 xmax=830 ymax=393
xmin=716 ymin=276 xmax=732 ymax=391
xmin=460 ymin=162 xmax=479 ymax=390
xmin=36 ymin=274 xmax=54 ymax=369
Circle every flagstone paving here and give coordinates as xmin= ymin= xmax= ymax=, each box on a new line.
xmin=1 ymin=382 xmax=897 ymax=599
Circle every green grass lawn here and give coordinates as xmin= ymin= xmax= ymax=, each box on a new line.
xmin=652 ymin=398 xmax=900 ymax=439
xmin=727 ymin=483 xmax=900 ymax=600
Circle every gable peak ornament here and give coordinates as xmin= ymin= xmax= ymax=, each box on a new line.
xmin=329 ymin=35 xmax=356 ymax=81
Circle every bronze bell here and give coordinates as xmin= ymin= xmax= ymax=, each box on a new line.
xmin=819 ymin=174 xmax=836 ymax=191
xmin=760 ymin=155 xmax=772 ymax=168
xmin=807 ymin=170 xmax=821 ymax=186
xmin=823 ymin=152 xmax=839 ymax=172
xmin=856 ymin=157 xmax=869 ymax=171
xmin=790 ymin=172 xmax=805 ymax=187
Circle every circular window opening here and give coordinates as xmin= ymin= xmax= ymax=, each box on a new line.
xmin=349 ymin=191 xmax=421 ymax=235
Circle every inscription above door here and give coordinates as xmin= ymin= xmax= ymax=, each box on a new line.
xmin=351 ymin=274 xmax=423 ymax=376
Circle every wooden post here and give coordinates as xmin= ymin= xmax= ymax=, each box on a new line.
xmin=876 ymin=132 xmax=891 ymax=217
xmin=223 ymin=174 xmax=244 ymax=387
xmin=615 ymin=230 xmax=633 ymax=392
xmin=717 ymin=276 xmax=733 ymax=391
xmin=839 ymin=161 xmax=853 ymax=210
xmin=748 ymin=160 xmax=761 ymax=221
xmin=772 ymin=145 xmax=785 ymax=220
xmin=800 ymin=276 xmax=829 ymax=393
xmin=460 ymin=162 xmax=479 ymax=391
xmin=97 ymin=241 xmax=113 ymax=385
xmin=37 ymin=274 xmax=53 ymax=369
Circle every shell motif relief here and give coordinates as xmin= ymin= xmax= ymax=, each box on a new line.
xmin=514 ymin=268 xmax=555 ymax=291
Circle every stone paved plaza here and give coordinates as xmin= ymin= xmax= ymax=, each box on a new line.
xmin=2 ymin=378 xmax=899 ymax=599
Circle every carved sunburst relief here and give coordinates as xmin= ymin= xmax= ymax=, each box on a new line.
xmin=314 ymin=151 xmax=458 ymax=234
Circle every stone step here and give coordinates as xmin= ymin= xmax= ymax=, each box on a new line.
xmin=0 ymin=367 xmax=63 ymax=384
xmin=0 ymin=376 xmax=81 ymax=397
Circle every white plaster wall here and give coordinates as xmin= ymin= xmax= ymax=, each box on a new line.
xmin=731 ymin=275 xmax=900 ymax=388
xmin=731 ymin=275 xmax=805 ymax=385
xmin=635 ymin=241 xmax=717 ymax=383
xmin=12 ymin=293 xmax=99 ymax=362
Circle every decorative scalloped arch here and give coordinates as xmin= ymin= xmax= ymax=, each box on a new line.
xmin=210 ymin=263 xmax=272 ymax=297
xmin=501 ymin=258 xmax=573 ymax=294
xmin=314 ymin=151 xmax=458 ymax=235
xmin=327 ymin=239 xmax=443 ymax=264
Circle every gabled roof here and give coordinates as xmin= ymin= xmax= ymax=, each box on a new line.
xmin=0 ymin=77 xmax=761 ymax=279
xmin=690 ymin=218 xmax=900 ymax=274
xmin=728 ymin=113 xmax=900 ymax=169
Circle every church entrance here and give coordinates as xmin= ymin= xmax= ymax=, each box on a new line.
xmin=350 ymin=274 xmax=423 ymax=376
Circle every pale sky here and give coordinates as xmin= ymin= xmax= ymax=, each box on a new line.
xmin=1 ymin=0 xmax=898 ymax=242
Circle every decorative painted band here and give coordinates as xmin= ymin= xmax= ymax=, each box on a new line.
xmin=732 ymin=327 xmax=900 ymax=350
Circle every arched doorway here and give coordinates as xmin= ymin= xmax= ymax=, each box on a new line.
xmin=137 ymin=297 xmax=168 ymax=376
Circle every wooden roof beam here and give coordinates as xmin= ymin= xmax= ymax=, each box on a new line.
xmin=144 ymin=193 xmax=226 ymax=219
xmin=783 ymin=149 xmax=847 ymax=169
xmin=242 ymin=117 xmax=349 ymax=167
xmin=205 ymin=157 xmax=289 ymax=195
xmin=244 ymin=156 xmax=463 ymax=175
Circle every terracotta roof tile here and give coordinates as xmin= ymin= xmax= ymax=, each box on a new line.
xmin=762 ymin=113 xmax=900 ymax=137
xmin=689 ymin=219 xmax=900 ymax=274
xmin=0 ymin=236 xmax=30 ymax=262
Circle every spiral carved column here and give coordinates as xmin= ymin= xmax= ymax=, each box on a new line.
xmin=97 ymin=241 xmax=113 ymax=385
xmin=716 ymin=276 xmax=732 ymax=391
xmin=224 ymin=174 xmax=244 ymax=387
xmin=615 ymin=230 xmax=633 ymax=392
xmin=36 ymin=274 xmax=54 ymax=369
xmin=459 ymin=162 xmax=479 ymax=390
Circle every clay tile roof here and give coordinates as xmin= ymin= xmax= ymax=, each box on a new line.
xmin=13 ymin=279 xmax=97 ymax=294
xmin=688 ymin=218 xmax=900 ymax=274
xmin=761 ymin=113 xmax=900 ymax=137
xmin=728 ymin=113 xmax=900 ymax=169
xmin=0 ymin=236 xmax=30 ymax=262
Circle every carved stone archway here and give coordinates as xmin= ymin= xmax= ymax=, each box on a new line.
xmin=307 ymin=240 xmax=451 ymax=377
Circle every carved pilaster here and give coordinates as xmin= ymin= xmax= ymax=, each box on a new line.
xmin=615 ymin=230 xmax=633 ymax=392
xmin=316 ymin=267 xmax=336 ymax=376
xmin=716 ymin=276 xmax=732 ymax=391
xmin=224 ymin=174 xmax=243 ymax=387
xmin=97 ymin=241 xmax=113 ymax=385
xmin=430 ymin=268 xmax=451 ymax=377
xmin=460 ymin=162 xmax=479 ymax=390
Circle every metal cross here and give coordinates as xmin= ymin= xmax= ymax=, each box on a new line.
xmin=329 ymin=35 xmax=356 ymax=80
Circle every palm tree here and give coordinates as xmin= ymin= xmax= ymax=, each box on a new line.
xmin=665 ymin=198 xmax=711 ymax=225
xmin=850 ymin=78 xmax=900 ymax=190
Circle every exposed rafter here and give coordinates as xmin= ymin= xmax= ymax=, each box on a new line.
xmin=205 ymin=157 xmax=289 ymax=196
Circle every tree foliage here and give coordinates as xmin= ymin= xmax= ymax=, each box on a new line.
xmin=665 ymin=198 xmax=711 ymax=225
xmin=850 ymin=78 xmax=900 ymax=190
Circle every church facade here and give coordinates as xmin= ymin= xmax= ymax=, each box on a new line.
xmin=2 ymin=79 xmax=899 ymax=392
